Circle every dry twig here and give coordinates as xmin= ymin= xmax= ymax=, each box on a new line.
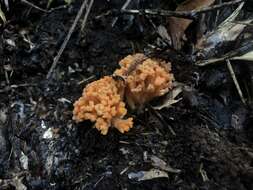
xmin=226 ymin=59 xmax=246 ymax=105
xmin=116 ymin=0 xmax=244 ymax=19
xmin=21 ymin=0 xmax=48 ymax=12
xmin=80 ymin=0 xmax=94 ymax=32
xmin=111 ymin=0 xmax=132 ymax=27
xmin=47 ymin=0 xmax=94 ymax=79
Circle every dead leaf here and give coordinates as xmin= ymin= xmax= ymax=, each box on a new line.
xmin=157 ymin=25 xmax=170 ymax=42
xmin=196 ymin=3 xmax=246 ymax=60
xmin=167 ymin=0 xmax=215 ymax=50
xmin=0 ymin=173 xmax=27 ymax=190
xmin=11 ymin=177 xmax=27 ymax=190
xmin=231 ymin=50 xmax=253 ymax=61
xmin=150 ymin=155 xmax=181 ymax=173
xmin=20 ymin=152 xmax=29 ymax=170
xmin=128 ymin=169 xmax=168 ymax=181
xmin=153 ymin=82 xmax=184 ymax=110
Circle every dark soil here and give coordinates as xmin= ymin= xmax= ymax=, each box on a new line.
xmin=0 ymin=0 xmax=253 ymax=190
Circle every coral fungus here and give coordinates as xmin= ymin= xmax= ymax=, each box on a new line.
xmin=73 ymin=76 xmax=133 ymax=135
xmin=114 ymin=53 xmax=174 ymax=109
xmin=73 ymin=54 xmax=174 ymax=135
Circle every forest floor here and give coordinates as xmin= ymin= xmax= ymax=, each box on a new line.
xmin=0 ymin=0 xmax=253 ymax=189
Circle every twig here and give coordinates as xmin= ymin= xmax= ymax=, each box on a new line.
xmin=116 ymin=0 xmax=244 ymax=19
xmin=226 ymin=59 xmax=246 ymax=105
xmin=77 ymin=75 xmax=96 ymax=85
xmin=111 ymin=0 xmax=132 ymax=27
xmin=214 ymin=0 xmax=222 ymax=27
xmin=80 ymin=0 xmax=94 ymax=32
xmin=7 ymin=146 xmax=13 ymax=162
xmin=116 ymin=9 xmax=194 ymax=19
xmin=48 ymin=5 xmax=68 ymax=13
xmin=46 ymin=0 xmax=90 ymax=79
xmin=21 ymin=0 xmax=48 ymax=12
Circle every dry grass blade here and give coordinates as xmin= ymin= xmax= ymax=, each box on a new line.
xmin=167 ymin=0 xmax=215 ymax=50
xmin=0 ymin=5 xmax=6 ymax=23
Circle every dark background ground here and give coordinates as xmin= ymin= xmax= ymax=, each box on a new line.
xmin=0 ymin=0 xmax=253 ymax=189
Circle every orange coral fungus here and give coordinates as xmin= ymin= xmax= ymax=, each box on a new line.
xmin=73 ymin=76 xmax=133 ymax=135
xmin=114 ymin=53 xmax=174 ymax=109
xmin=73 ymin=54 xmax=174 ymax=135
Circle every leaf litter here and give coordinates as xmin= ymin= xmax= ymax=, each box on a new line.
xmin=167 ymin=0 xmax=215 ymax=49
